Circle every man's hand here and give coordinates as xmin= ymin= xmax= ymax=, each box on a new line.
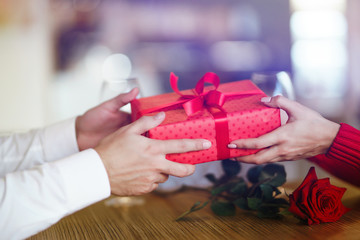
xmin=228 ymin=95 xmax=340 ymax=164
xmin=94 ymin=112 xmax=212 ymax=196
xmin=75 ymin=88 xmax=139 ymax=151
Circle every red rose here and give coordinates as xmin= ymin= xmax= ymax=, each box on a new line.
xmin=288 ymin=167 xmax=350 ymax=225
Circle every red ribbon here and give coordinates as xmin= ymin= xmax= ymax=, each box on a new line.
xmin=170 ymin=72 xmax=226 ymax=115
xmin=139 ymin=72 xmax=262 ymax=160
xmin=213 ymin=111 xmax=230 ymax=160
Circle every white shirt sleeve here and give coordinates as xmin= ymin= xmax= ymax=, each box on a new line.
xmin=0 ymin=118 xmax=79 ymax=176
xmin=0 ymin=149 xmax=111 ymax=240
xmin=0 ymin=119 xmax=111 ymax=240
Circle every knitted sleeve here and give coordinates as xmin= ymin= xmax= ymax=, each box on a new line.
xmin=309 ymin=123 xmax=360 ymax=187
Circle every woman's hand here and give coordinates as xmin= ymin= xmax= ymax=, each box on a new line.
xmin=228 ymin=95 xmax=340 ymax=164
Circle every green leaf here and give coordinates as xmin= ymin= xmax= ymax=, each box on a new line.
xmin=233 ymin=198 xmax=249 ymax=210
xmin=205 ymin=173 xmax=217 ymax=184
xmin=175 ymin=210 xmax=193 ymax=221
xmin=211 ymin=200 xmax=236 ymax=216
xmin=230 ymin=180 xmax=247 ymax=196
xmin=211 ymin=182 xmax=235 ymax=196
xmin=176 ymin=201 xmax=209 ymax=221
xmin=247 ymin=166 xmax=263 ymax=184
xmin=259 ymin=164 xmax=286 ymax=187
xmin=193 ymin=201 xmax=209 ymax=211
xmin=221 ymin=159 xmax=241 ymax=178
xmin=260 ymin=184 xmax=273 ymax=201
xmin=247 ymin=197 xmax=262 ymax=210
xmin=190 ymin=201 xmax=202 ymax=211
xmin=250 ymin=186 xmax=262 ymax=198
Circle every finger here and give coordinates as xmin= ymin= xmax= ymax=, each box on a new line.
xmin=160 ymin=161 xmax=196 ymax=178
xmin=156 ymin=174 xmax=169 ymax=183
xmin=128 ymin=112 xmax=165 ymax=135
xmin=280 ymin=109 xmax=288 ymax=125
xmin=148 ymin=183 xmax=159 ymax=193
xmin=261 ymin=95 xmax=304 ymax=118
xmin=157 ymin=138 xmax=212 ymax=154
xmin=228 ymin=128 xmax=282 ymax=149
xmin=234 ymin=147 xmax=280 ymax=165
xmin=104 ymin=88 xmax=139 ymax=111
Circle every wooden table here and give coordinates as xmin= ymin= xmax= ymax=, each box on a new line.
xmin=30 ymin=179 xmax=360 ymax=240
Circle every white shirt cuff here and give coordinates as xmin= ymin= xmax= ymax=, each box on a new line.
xmin=41 ymin=118 xmax=79 ymax=162
xmin=53 ymin=149 xmax=111 ymax=213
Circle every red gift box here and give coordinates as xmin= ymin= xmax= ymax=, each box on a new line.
xmin=131 ymin=73 xmax=280 ymax=164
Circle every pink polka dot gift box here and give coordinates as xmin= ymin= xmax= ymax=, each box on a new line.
xmin=131 ymin=72 xmax=280 ymax=164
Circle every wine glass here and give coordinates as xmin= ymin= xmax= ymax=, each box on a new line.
xmin=99 ymin=53 xmax=140 ymax=112
xmin=251 ymin=71 xmax=295 ymax=100
xmin=251 ymin=71 xmax=303 ymax=181
xmin=99 ymin=77 xmax=140 ymax=112
xmin=252 ymin=71 xmax=295 ymax=125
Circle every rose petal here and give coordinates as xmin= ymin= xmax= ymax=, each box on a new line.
xmin=288 ymin=195 xmax=307 ymax=220
xmin=291 ymin=167 xmax=318 ymax=201
xmin=289 ymin=167 xmax=319 ymax=222
xmin=289 ymin=167 xmax=350 ymax=225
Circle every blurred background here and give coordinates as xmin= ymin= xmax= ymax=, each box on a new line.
xmin=0 ymin=0 xmax=359 ymax=179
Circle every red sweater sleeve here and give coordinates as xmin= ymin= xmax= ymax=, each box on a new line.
xmin=309 ymin=123 xmax=360 ymax=187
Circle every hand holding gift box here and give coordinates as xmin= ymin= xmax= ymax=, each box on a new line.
xmin=131 ymin=73 xmax=280 ymax=164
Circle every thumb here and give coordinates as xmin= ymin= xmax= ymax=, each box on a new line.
xmin=261 ymin=95 xmax=303 ymax=118
xmin=104 ymin=88 xmax=139 ymax=111
xmin=128 ymin=112 xmax=165 ymax=135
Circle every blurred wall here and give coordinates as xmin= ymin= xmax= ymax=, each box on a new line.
xmin=0 ymin=0 xmax=51 ymax=132
xmin=346 ymin=0 xmax=360 ymax=128
xmin=1 ymin=0 xmax=358 ymax=131
xmin=45 ymin=0 xmax=292 ymax=124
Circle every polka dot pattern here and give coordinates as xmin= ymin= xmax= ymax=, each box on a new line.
xmin=131 ymin=79 xmax=281 ymax=164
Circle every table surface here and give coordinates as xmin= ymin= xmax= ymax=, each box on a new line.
xmin=29 ymin=179 xmax=360 ymax=240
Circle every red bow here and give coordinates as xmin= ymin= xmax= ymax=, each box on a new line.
xmin=140 ymin=72 xmax=261 ymax=117
xmin=170 ymin=72 xmax=227 ymax=115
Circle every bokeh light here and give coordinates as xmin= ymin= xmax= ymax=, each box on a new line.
xmin=210 ymin=41 xmax=270 ymax=71
xmin=291 ymin=10 xmax=347 ymax=40
xmin=102 ymin=53 xmax=132 ymax=81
